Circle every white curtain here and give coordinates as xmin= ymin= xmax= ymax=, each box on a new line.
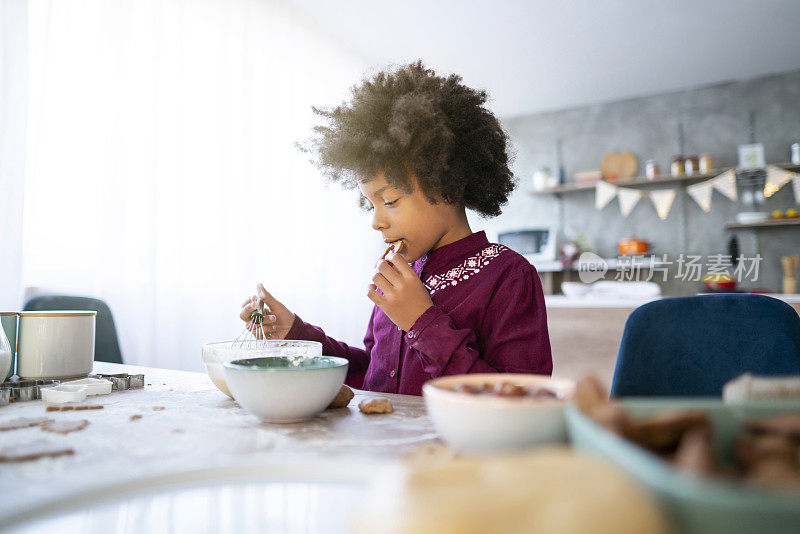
xmin=0 ymin=0 xmax=28 ymax=310
xmin=18 ymin=0 xmax=382 ymax=371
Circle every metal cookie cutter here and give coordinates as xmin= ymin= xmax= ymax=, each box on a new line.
xmin=128 ymin=374 xmax=145 ymax=389
xmin=0 ymin=386 xmax=10 ymax=406
xmin=11 ymin=380 xmax=38 ymax=402
xmin=97 ymin=374 xmax=131 ymax=391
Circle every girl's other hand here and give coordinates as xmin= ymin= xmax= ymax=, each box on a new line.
xmin=239 ymin=283 xmax=296 ymax=340
xmin=368 ymin=253 xmax=433 ymax=331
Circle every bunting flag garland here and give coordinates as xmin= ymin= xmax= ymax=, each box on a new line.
xmin=686 ymin=181 xmax=714 ymax=212
xmin=649 ymin=189 xmax=677 ymax=220
xmin=764 ymin=165 xmax=799 ymax=198
xmin=617 ymin=188 xmax=643 ymax=217
xmin=591 ymin=165 xmax=798 ymax=215
xmin=711 ymin=169 xmax=737 ymax=201
xmin=595 ymin=181 xmax=618 ymax=210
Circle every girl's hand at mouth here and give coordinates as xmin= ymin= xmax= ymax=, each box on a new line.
xmin=368 ymin=253 xmax=433 ymax=331
xmin=239 ymin=283 xmax=296 ymax=340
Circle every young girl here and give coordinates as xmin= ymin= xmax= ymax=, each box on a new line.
xmin=240 ymin=61 xmax=552 ymax=396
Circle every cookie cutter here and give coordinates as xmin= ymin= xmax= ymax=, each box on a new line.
xmin=96 ymin=373 xmax=131 ymax=391
xmin=129 ymin=374 xmax=145 ymax=389
xmin=11 ymin=381 xmax=38 ymax=402
xmin=0 ymin=387 xmax=9 ymax=406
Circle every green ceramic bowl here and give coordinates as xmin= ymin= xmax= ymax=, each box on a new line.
xmin=224 ymin=356 xmax=348 ymax=423
xmin=566 ymin=399 xmax=800 ymax=534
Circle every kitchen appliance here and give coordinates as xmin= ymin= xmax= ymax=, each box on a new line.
xmin=17 ymin=311 xmax=96 ymax=379
xmin=496 ymin=227 xmax=557 ymax=263
xmin=617 ymin=237 xmax=650 ymax=256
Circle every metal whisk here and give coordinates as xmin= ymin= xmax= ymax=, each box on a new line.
xmin=233 ymin=301 xmax=271 ymax=348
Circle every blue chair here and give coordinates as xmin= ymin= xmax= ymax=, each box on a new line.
xmin=23 ymin=295 xmax=124 ymax=364
xmin=610 ymin=294 xmax=800 ymax=397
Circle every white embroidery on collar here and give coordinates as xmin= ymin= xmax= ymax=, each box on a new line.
xmin=423 ymin=244 xmax=508 ymax=295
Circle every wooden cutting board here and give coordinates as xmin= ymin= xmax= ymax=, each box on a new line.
xmin=600 ymin=151 xmax=639 ymax=181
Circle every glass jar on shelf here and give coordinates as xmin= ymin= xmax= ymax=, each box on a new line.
xmin=699 ymin=153 xmax=714 ymax=174
xmin=645 ymin=160 xmax=660 ymax=180
xmin=670 ymin=155 xmax=685 ymax=177
xmin=685 ymin=155 xmax=700 ymax=175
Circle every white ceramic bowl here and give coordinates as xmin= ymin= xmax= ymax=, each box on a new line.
xmin=423 ymin=374 xmax=576 ymax=453
xmin=202 ymin=340 xmax=322 ymax=398
xmin=17 ymin=311 xmax=96 ymax=379
xmin=224 ymin=356 xmax=348 ymax=423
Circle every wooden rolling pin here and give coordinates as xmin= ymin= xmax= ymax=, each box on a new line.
xmin=782 ymin=254 xmax=799 ymax=294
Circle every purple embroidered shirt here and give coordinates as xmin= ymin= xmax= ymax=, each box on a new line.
xmin=285 ymin=231 xmax=553 ymax=396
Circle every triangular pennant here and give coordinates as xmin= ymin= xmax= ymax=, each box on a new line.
xmin=765 ymin=165 xmax=798 ymax=198
xmin=595 ymin=181 xmax=617 ymax=210
xmin=649 ymin=189 xmax=677 ymax=220
xmin=711 ymin=169 xmax=737 ymax=202
xmin=617 ymin=188 xmax=643 ymax=217
xmin=687 ymin=181 xmax=713 ymax=212
xmin=793 ymin=175 xmax=800 ymax=205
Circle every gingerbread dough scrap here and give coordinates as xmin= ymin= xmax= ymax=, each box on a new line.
xmin=0 ymin=417 xmax=54 ymax=431
xmin=42 ymin=419 xmax=90 ymax=434
xmin=359 ymin=397 xmax=394 ymax=414
xmin=328 ymin=385 xmax=355 ymax=409
xmin=0 ymin=440 xmax=74 ymax=462
xmin=129 ymin=414 xmax=142 ymax=421
xmin=46 ymin=404 xmax=103 ymax=412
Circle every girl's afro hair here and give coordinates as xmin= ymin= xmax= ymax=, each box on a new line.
xmin=304 ymin=60 xmax=516 ymax=217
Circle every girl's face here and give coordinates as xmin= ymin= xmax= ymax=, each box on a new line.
xmin=358 ymin=171 xmax=467 ymax=263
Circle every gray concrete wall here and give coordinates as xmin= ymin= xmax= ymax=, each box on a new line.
xmin=483 ymin=70 xmax=800 ymax=295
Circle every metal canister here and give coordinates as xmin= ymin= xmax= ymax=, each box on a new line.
xmin=792 ymin=143 xmax=800 ymax=165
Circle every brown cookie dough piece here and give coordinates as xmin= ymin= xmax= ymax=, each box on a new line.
xmin=735 ymin=432 xmax=798 ymax=469
xmin=45 ymin=404 xmax=103 ymax=412
xmin=674 ymin=427 xmax=716 ymax=475
xmin=0 ymin=417 xmax=54 ymax=431
xmin=381 ymin=240 xmax=405 ymax=260
xmin=745 ymin=413 xmax=800 ymax=441
xmin=41 ymin=419 xmax=90 ymax=434
xmin=0 ymin=440 xmax=74 ymax=462
xmin=153 ymin=406 xmax=165 ymax=411
xmin=575 ymin=376 xmax=608 ymax=415
xmin=129 ymin=414 xmax=142 ymax=421
xmin=359 ymin=397 xmax=394 ymax=414
xmin=625 ymin=410 xmax=710 ymax=451
xmin=588 ymin=403 xmax=630 ymax=436
xmin=327 ymin=385 xmax=355 ymax=409
xmin=746 ymin=457 xmax=800 ymax=488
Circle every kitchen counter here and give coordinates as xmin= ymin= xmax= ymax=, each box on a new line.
xmin=0 ymin=362 xmax=437 ymax=528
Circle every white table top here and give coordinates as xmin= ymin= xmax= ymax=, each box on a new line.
xmin=0 ymin=362 xmax=437 ymax=527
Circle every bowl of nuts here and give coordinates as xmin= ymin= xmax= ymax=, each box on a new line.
xmin=422 ymin=374 xmax=576 ymax=452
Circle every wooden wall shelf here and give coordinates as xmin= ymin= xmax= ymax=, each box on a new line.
xmin=529 ymin=163 xmax=800 ymax=196
xmin=725 ymin=218 xmax=800 ymax=229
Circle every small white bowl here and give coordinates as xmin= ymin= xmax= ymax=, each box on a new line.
xmin=202 ymin=340 xmax=323 ymax=398
xmin=423 ymin=374 xmax=576 ymax=453
xmin=224 ymin=356 xmax=348 ymax=423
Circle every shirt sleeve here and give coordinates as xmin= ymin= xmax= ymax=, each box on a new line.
xmin=405 ymin=266 xmax=553 ymax=377
xmin=285 ymin=309 xmax=374 ymax=389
